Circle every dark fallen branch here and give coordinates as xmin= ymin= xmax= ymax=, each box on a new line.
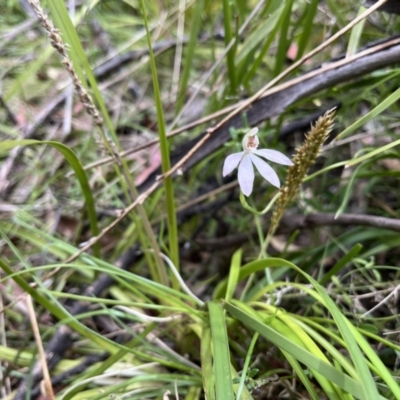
xmin=195 ymin=212 xmax=400 ymax=249
xmin=278 ymin=102 xmax=341 ymax=140
xmin=93 ymin=38 xmax=183 ymax=79
xmin=138 ymin=38 xmax=400 ymax=192
xmin=366 ymin=0 xmax=400 ymax=14
xmin=282 ymin=212 xmax=400 ymax=232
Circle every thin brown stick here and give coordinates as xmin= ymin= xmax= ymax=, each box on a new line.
xmin=290 ymin=213 xmax=400 ymax=232
xmin=26 ymin=295 xmax=55 ymax=400
xmin=195 ymin=212 xmax=400 ymax=248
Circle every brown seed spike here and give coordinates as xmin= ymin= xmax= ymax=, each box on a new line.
xmin=267 ymin=109 xmax=336 ymax=241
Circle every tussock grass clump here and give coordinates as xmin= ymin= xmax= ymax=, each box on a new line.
xmin=1 ymin=1 xmax=400 ymax=399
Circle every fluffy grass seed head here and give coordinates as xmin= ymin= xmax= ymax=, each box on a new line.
xmin=269 ymin=109 xmax=336 ymax=236
xmin=27 ymin=0 xmax=103 ymax=126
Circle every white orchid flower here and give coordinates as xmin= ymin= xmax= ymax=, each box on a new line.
xmin=223 ymin=127 xmax=294 ymax=196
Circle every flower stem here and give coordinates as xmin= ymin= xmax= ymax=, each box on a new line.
xmin=239 ymin=191 xmax=280 ymax=215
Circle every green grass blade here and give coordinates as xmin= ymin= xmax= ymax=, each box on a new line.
xmin=236 ymin=2 xmax=284 ymax=83
xmin=270 ymin=309 xmax=343 ymax=399
xmin=175 ymin=0 xmax=204 ymax=114
xmin=337 ymin=86 xmax=400 ymax=140
xmin=283 ymin=351 xmax=321 ymax=400
xmin=233 ymin=258 xmax=382 ymax=400
xmin=4 ymin=48 xmax=53 ymax=101
xmin=334 ymin=163 xmax=366 ymax=219
xmin=273 ymin=0 xmax=293 ymax=76
xmin=347 ymin=324 xmax=400 ymax=399
xmin=225 ymin=248 xmax=242 ymax=302
xmin=293 ymin=317 xmax=358 ymax=379
xmin=201 ymin=324 xmax=215 ymax=400
xmin=319 ymin=244 xmax=363 ymax=285
xmin=236 ymin=0 xmax=284 ymax=65
xmin=345 ymin=140 xmax=400 ymax=167
xmin=326 ymin=0 xmax=346 ymax=26
xmin=295 ymin=0 xmax=319 ymax=60
xmin=235 ymin=332 xmax=258 ymax=400
xmin=61 ymin=325 xmax=157 ymax=400
xmin=306 ymin=146 xmax=400 ymax=182
xmin=346 ymin=6 xmax=366 ymax=56
xmin=0 ymin=253 xmax=116 ymax=353
xmin=208 ymin=301 xmax=234 ymax=399
xmin=0 ymin=139 xmax=99 ymax=257
xmin=222 ymin=0 xmax=237 ymax=93
xmin=48 ymin=0 xmax=116 ymax=139
xmin=140 ymin=0 xmax=179 ymax=274
xmin=47 ymin=0 xmax=169 ymax=284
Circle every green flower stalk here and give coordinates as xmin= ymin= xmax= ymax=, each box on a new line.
xmin=264 ymin=109 xmax=336 ymax=251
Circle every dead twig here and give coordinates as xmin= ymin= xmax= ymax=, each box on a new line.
xmin=195 ymin=212 xmax=400 ymax=249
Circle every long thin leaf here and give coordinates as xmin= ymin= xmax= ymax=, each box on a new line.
xmin=201 ymin=325 xmax=215 ymax=400
xmin=140 ymin=0 xmax=179 ymax=275
xmin=346 ymin=6 xmax=367 ymax=56
xmin=225 ymin=248 xmax=242 ymax=302
xmin=295 ymin=0 xmax=319 ymax=60
xmin=222 ymin=0 xmax=237 ymax=93
xmin=208 ymin=301 xmax=234 ymax=399
xmin=273 ymin=0 xmax=293 ymax=76
xmin=175 ymin=0 xmax=204 ymax=114
xmin=319 ymin=244 xmax=363 ymax=285
xmin=0 ymin=139 xmax=100 ymax=257
xmin=337 ymin=86 xmax=400 ymax=140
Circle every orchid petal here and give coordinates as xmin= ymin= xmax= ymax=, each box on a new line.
xmin=223 ymin=152 xmax=244 ymax=176
xmin=250 ymin=153 xmax=281 ymax=188
xmin=254 ymin=149 xmax=294 ymax=166
xmin=246 ymin=127 xmax=259 ymax=137
xmin=238 ymin=154 xmax=254 ymax=196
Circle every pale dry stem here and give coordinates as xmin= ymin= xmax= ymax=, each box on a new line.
xmin=26 ymin=295 xmax=55 ymax=400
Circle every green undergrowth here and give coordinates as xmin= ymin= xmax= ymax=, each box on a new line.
xmin=1 ymin=0 xmax=400 ymax=399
